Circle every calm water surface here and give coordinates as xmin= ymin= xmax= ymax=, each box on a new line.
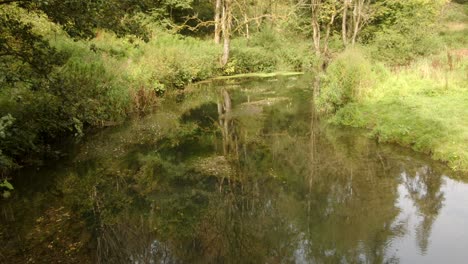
xmin=1 ymin=75 xmax=468 ymax=263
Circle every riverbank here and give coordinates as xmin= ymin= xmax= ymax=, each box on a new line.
xmin=324 ymin=2 xmax=468 ymax=172
xmin=0 ymin=5 xmax=313 ymax=177
xmin=330 ymin=55 xmax=467 ymax=172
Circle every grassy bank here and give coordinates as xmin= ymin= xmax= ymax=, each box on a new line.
xmin=320 ymin=2 xmax=468 ymax=172
xmin=330 ymin=54 xmax=467 ymax=172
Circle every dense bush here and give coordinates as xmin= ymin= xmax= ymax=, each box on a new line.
xmin=363 ymin=0 xmax=445 ymax=64
xmin=317 ymin=49 xmax=377 ymax=114
xmin=226 ymin=29 xmax=315 ymax=75
xmin=226 ymin=46 xmax=278 ymax=74
xmin=135 ymin=33 xmax=221 ymax=88
xmin=0 ymin=54 xmax=131 ymax=169
xmin=52 ymin=56 xmax=130 ymax=126
xmin=369 ymin=28 xmax=442 ymax=65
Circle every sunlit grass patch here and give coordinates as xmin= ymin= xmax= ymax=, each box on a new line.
xmin=331 ymin=55 xmax=468 ymax=171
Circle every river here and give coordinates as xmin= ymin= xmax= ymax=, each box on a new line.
xmin=1 ymin=75 xmax=468 ymax=263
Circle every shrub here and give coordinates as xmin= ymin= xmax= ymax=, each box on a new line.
xmin=0 ymin=115 xmax=17 ymax=174
xmin=227 ymin=46 xmax=278 ymax=74
xmin=369 ymin=28 xmax=442 ymax=64
xmin=128 ymin=33 xmax=221 ymax=89
xmin=51 ymin=55 xmax=130 ymax=127
xmin=362 ymin=0 xmax=445 ymax=64
xmin=317 ymin=49 xmax=376 ymax=114
xmin=227 ymin=29 xmax=314 ymax=74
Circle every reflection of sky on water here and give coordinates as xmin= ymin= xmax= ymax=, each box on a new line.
xmin=390 ymin=174 xmax=468 ymax=264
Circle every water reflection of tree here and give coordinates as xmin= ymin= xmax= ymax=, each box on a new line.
xmin=58 ymin=167 xmax=157 ymax=263
xmin=207 ymin=87 xmax=301 ymax=262
xmin=41 ymin=78 xmax=450 ymax=263
xmin=403 ymin=166 xmax=445 ymax=254
xmin=309 ymin=123 xmax=401 ymax=262
xmin=209 ymin=85 xmax=398 ymax=262
xmin=217 ymin=88 xmax=240 ymax=185
xmin=217 ymin=86 xmax=406 ymax=263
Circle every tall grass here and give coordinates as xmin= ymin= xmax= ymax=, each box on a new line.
xmin=321 ymin=1 xmax=468 ymax=172
xmin=329 ymin=51 xmax=468 ymax=172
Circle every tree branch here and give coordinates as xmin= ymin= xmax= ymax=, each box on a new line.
xmin=169 ymin=14 xmax=215 ymax=33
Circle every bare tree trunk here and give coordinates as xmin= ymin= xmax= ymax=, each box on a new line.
xmin=311 ymin=0 xmax=322 ymax=57
xmin=244 ymin=13 xmax=250 ymax=39
xmin=242 ymin=0 xmax=250 ymax=39
xmin=342 ymin=0 xmax=349 ymax=46
xmin=351 ymin=0 xmax=360 ymax=45
xmin=323 ymin=5 xmax=338 ymax=56
xmin=221 ymin=0 xmax=232 ymax=66
xmin=351 ymin=0 xmax=370 ymax=46
xmin=312 ymin=21 xmax=321 ymax=56
xmin=214 ymin=0 xmax=222 ymax=44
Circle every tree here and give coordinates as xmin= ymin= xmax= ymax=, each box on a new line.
xmin=342 ymin=0 xmax=350 ymax=46
xmin=16 ymin=0 xmax=197 ymax=39
xmin=308 ymin=0 xmax=342 ymax=57
xmin=0 ymin=9 xmax=64 ymax=89
xmin=310 ymin=0 xmax=322 ymax=56
xmin=214 ymin=0 xmax=222 ymax=43
xmin=221 ymin=0 xmax=233 ymax=66
xmin=308 ymin=0 xmax=373 ymax=56
xmin=363 ymin=0 xmax=446 ymax=63
xmin=215 ymin=0 xmax=293 ymax=66
xmin=342 ymin=0 xmax=372 ymax=46
xmin=213 ymin=0 xmax=233 ymax=66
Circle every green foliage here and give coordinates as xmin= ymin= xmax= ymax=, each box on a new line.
xmin=317 ymin=49 xmax=377 ymax=113
xmin=440 ymin=1 xmax=468 ymax=23
xmin=0 ymin=114 xmax=14 ymax=140
xmin=0 ymin=8 xmax=222 ymax=174
xmin=226 ymin=29 xmax=315 ymax=75
xmin=86 ymin=30 xmax=223 ymax=92
xmin=227 ymin=46 xmax=278 ymax=74
xmin=0 ymin=179 xmax=14 ymax=198
xmin=327 ymin=1 xmax=468 ymax=171
xmin=248 ymin=28 xmax=282 ymax=50
xmin=0 ymin=179 xmax=13 ymax=190
xmin=0 ymin=9 xmax=66 ymax=89
xmin=138 ymin=33 xmax=221 ymax=88
xmin=438 ymin=2 xmax=468 ymax=49
xmin=0 ymin=115 xmax=16 ymax=171
xmin=52 ymin=56 xmax=130 ymax=126
xmin=0 ymin=26 xmax=133 ymax=171
xmin=27 ymin=0 xmax=197 ymax=39
xmin=363 ymin=0 xmax=446 ymax=64
xmin=330 ymin=53 xmax=468 ymax=172
xmin=368 ymin=28 xmax=442 ymax=65
xmin=0 ymin=0 xmax=464 ymax=177
xmin=439 ymin=28 xmax=468 ymax=49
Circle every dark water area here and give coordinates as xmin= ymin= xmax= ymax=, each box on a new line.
xmin=1 ymin=75 xmax=468 ymax=263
